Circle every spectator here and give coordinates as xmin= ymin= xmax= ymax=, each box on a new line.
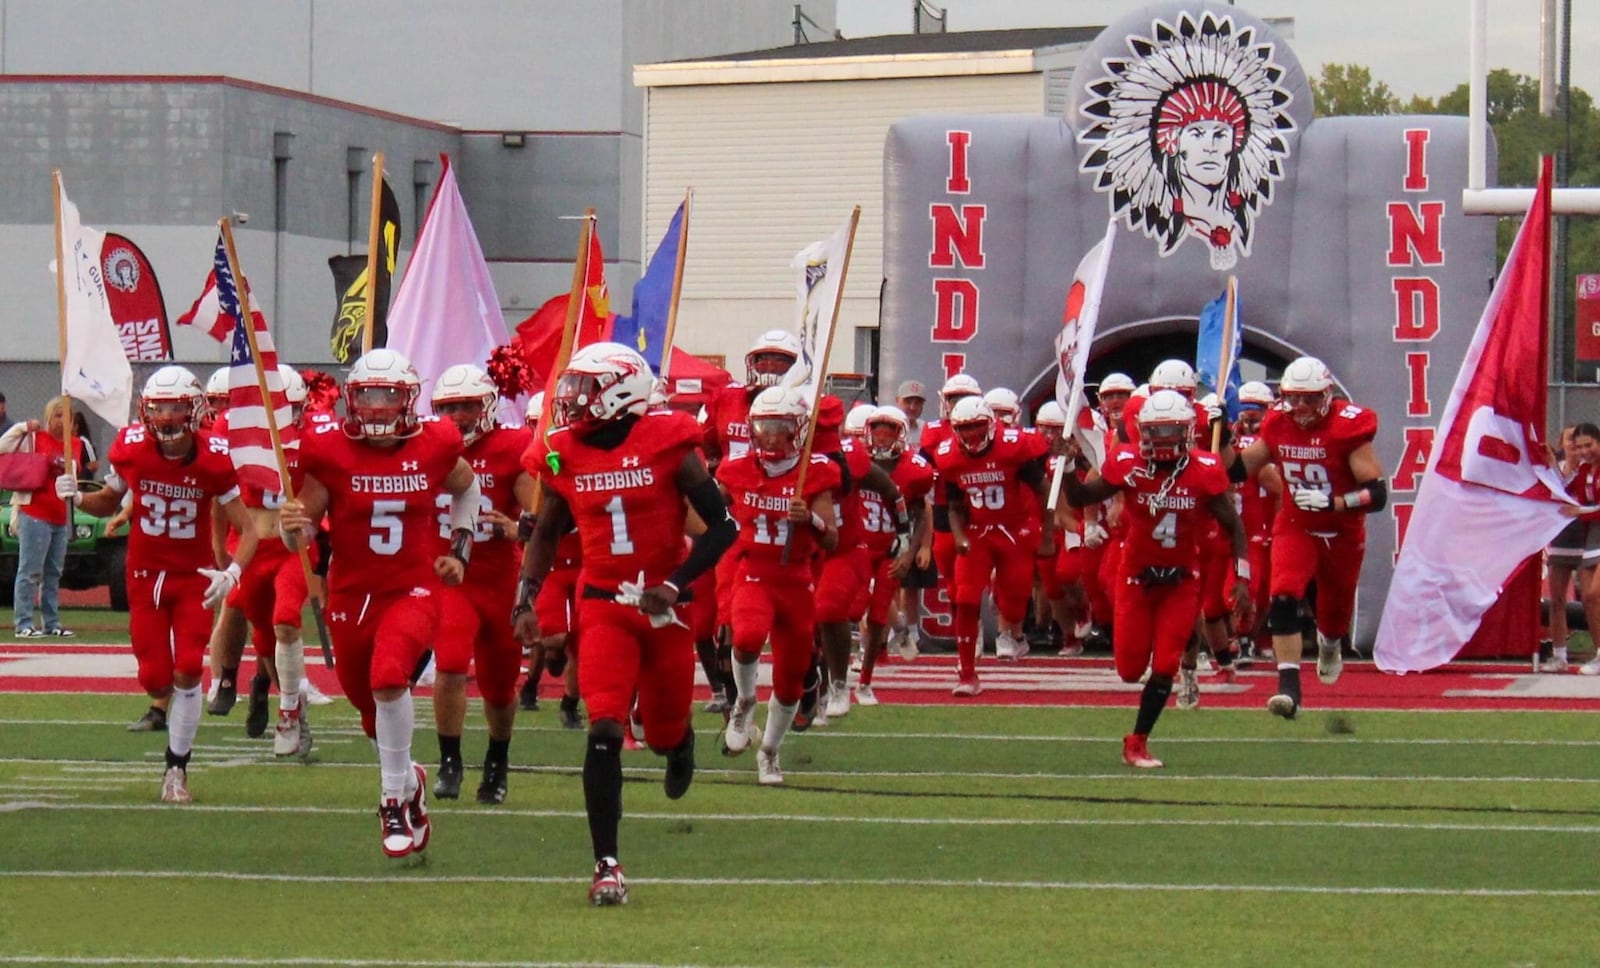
xmin=71 ymin=411 xmax=99 ymax=480
xmin=1 ymin=396 xmax=87 ymax=637
xmin=895 ymin=380 xmax=928 ymax=453
xmin=0 ymin=392 xmax=13 ymax=435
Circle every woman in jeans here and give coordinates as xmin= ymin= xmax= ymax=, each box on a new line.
xmin=2 ymin=396 xmax=86 ymax=637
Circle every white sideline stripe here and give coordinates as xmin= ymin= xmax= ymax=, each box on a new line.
xmin=0 ymin=958 xmax=741 ymax=968
xmin=5 ymin=800 xmax=1596 ymax=834
xmin=5 ymin=756 xmax=1600 ymax=784
xmin=2 ymin=869 xmax=1597 ymax=898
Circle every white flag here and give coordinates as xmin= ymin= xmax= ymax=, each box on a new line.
xmin=56 ymin=176 xmax=134 ymax=428
xmin=385 ymin=158 xmax=511 ymax=419
xmin=782 ymin=208 xmax=859 ymax=391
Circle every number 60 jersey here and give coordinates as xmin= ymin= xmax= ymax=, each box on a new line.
xmin=298 ymin=417 xmax=465 ymax=598
xmin=108 ymin=425 xmax=242 ymax=573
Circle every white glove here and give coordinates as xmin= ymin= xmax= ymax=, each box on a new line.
xmin=615 ymin=569 xmax=687 ymax=628
xmin=1292 ymin=486 xmax=1331 ymax=512
xmin=54 ymin=473 xmax=80 ymax=504
xmin=199 ymin=562 xmax=242 ymax=609
xmin=1200 ymin=394 xmax=1223 ymax=424
xmin=1083 ymin=522 xmax=1109 ymax=548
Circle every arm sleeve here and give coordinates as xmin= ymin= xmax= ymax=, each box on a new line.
xmin=667 ymin=476 xmax=737 ymax=591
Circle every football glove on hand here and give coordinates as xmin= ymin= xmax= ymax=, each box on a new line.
xmin=1292 ymin=487 xmax=1331 ymax=512
xmin=54 ymin=473 xmax=81 ymax=504
xmin=199 ymin=562 xmax=242 ymax=609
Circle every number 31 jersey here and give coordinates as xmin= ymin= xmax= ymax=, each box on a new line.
xmin=525 ymin=410 xmax=705 ymax=588
xmin=109 ymin=426 xmax=242 ymax=573
xmin=299 ymin=417 xmax=464 ymax=598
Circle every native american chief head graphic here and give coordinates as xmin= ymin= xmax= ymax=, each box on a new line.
xmin=1076 ymin=10 xmax=1296 ymax=271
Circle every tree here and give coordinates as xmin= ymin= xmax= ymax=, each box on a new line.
xmin=1308 ymin=63 xmax=1399 ymax=116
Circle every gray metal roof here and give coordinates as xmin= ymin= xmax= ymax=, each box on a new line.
xmin=679 ymin=26 xmax=1106 ymax=63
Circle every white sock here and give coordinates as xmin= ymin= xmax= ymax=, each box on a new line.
xmin=275 ymin=638 xmax=305 ymax=712
xmin=763 ymin=696 xmax=798 ymax=752
xmin=375 ymin=693 xmax=415 ymax=800
xmin=168 ymin=684 xmax=202 ymax=757
xmin=1555 ymin=645 xmax=1570 ymax=662
xmin=1277 ymin=661 xmax=1299 ymax=671
xmin=734 ymin=658 xmax=760 ymax=705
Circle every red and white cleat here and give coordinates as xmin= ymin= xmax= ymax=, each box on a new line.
xmin=1122 ymin=733 xmax=1164 ymax=769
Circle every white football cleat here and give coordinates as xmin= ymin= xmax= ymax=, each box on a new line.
xmin=160 ymin=766 xmax=192 ymax=804
xmin=825 ymin=681 xmax=850 ymax=719
xmin=951 ymin=677 xmax=983 ymax=697
xmin=1316 ymin=634 xmax=1344 ymax=685
xmin=1176 ymin=668 xmax=1200 ymax=710
xmin=756 ymin=746 xmax=784 ymax=786
xmin=721 ymin=699 xmax=759 ymax=756
xmin=273 ymin=708 xmax=312 ymax=758
xmin=301 ymin=678 xmax=334 ymax=706
xmin=854 ymin=684 xmax=879 ymax=706
xmin=1579 ymin=657 xmax=1600 ymax=676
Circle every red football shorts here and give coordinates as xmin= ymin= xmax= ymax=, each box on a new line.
xmin=575 ymin=595 xmax=693 ymax=753
xmin=128 ymin=570 xmax=212 ymax=697
xmin=1269 ymin=524 xmax=1365 ymax=638
xmin=327 ymin=587 xmax=441 ymax=737
xmin=1112 ymin=573 xmax=1202 ymax=681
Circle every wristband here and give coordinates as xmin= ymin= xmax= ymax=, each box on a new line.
xmin=810 ymin=512 xmax=827 ymax=531
xmin=515 ymin=576 xmax=542 ymax=612
xmin=1340 ymin=488 xmax=1370 ymax=510
xmin=893 ymin=496 xmax=911 ymax=534
xmin=1234 ymin=559 xmax=1251 ymax=582
xmin=450 ymin=529 xmax=473 ymax=567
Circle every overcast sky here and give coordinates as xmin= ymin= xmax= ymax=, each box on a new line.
xmin=836 ymin=0 xmax=1599 ymax=102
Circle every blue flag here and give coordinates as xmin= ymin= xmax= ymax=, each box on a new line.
xmin=612 ymin=201 xmax=685 ymax=375
xmin=1196 ymin=284 xmax=1244 ymax=420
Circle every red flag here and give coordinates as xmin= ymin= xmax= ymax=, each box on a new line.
xmin=514 ymin=227 xmax=614 ymax=402
xmin=1375 ymin=157 xmax=1569 ymax=672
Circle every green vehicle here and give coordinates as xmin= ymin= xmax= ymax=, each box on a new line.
xmin=0 ymin=492 xmax=129 ymax=612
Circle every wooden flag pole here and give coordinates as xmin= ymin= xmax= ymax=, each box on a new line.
xmin=220 ymin=217 xmax=333 ymax=667
xmin=1211 ymin=274 xmax=1238 ymax=453
xmin=50 ymin=170 xmax=78 ymax=481
xmin=528 ymin=209 xmax=598 ymax=515
xmin=658 ymin=188 xmax=694 ymax=381
xmin=781 ymin=205 xmax=861 ymax=564
xmin=361 ymin=152 xmax=386 ymax=355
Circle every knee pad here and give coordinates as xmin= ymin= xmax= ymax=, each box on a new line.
xmin=1266 ymin=596 xmax=1303 ymax=636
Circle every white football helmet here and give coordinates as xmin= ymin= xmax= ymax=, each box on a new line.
xmin=277 ymin=364 xmax=307 ymax=405
xmin=745 ymin=329 xmax=802 ymax=388
xmin=866 ymin=405 xmax=910 ymax=460
xmin=1280 ymin=356 xmax=1335 ymax=427
xmin=555 ymin=341 xmax=653 ymax=433
xmin=748 ymin=385 xmax=810 ymax=474
xmin=649 ymin=379 xmax=670 ymax=410
xmin=1138 ymin=389 xmax=1196 ymax=463
xmin=1034 ymin=400 xmax=1067 ymax=428
xmin=204 ymin=366 xmax=231 ymax=415
xmin=844 ymin=403 xmax=874 ymax=440
xmin=1238 ymin=380 xmax=1275 ymax=407
xmin=142 ymin=365 xmax=207 ymax=441
xmin=940 ymin=373 xmax=982 ymax=418
xmin=525 ymin=391 xmax=546 ymax=426
xmin=1149 ymin=359 xmax=1198 ymax=397
xmin=1095 ymin=372 xmax=1137 ymax=421
xmin=948 ymin=395 xmax=996 ymax=456
xmin=431 ymin=363 xmax=499 ymax=444
xmin=344 ymin=349 xmax=422 ymax=441
xmin=984 ymin=388 xmax=1021 ymax=427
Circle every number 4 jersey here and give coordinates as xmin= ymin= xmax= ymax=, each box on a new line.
xmin=1258 ymin=401 xmax=1378 ymax=535
xmin=109 ymin=426 xmax=243 ymax=574
xmin=298 ymin=417 xmax=465 ymax=598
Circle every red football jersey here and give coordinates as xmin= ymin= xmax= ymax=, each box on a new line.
xmin=526 ymin=410 xmax=704 ymax=587
xmin=432 ymin=424 xmax=533 ymax=578
xmin=861 ymin=451 xmax=934 ymax=556
xmin=701 ymin=383 xmax=757 ymax=463
xmin=1234 ymin=432 xmax=1275 ymax=540
xmin=1258 ymin=400 xmax=1378 ymax=533
xmin=299 ymin=417 xmax=464 ymax=597
xmin=831 ymin=440 xmax=873 ymax=551
xmin=109 ymin=426 xmax=242 ymax=573
xmin=716 ymin=452 xmax=842 ymax=579
xmin=932 ymin=428 xmax=1049 ymax=532
xmin=1100 ymin=444 xmax=1230 ymax=572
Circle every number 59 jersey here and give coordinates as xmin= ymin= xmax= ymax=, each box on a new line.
xmin=298 ymin=417 xmax=465 ymax=597
xmin=1258 ymin=401 xmax=1378 ymax=534
xmin=109 ymin=426 xmax=242 ymax=574
xmin=525 ymin=410 xmax=706 ymax=588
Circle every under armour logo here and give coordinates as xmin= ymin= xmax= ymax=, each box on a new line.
xmin=472 ymin=459 xmax=488 ymax=470
xmin=133 ymin=569 xmax=150 ymax=579
xmin=182 ymin=476 xmax=198 ymax=486
xmin=401 ymin=461 xmax=419 ymax=471
xmin=330 ymin=612 xmax=348 ymax=622
xmin=621 ymin=456 xmax=641 ymax=468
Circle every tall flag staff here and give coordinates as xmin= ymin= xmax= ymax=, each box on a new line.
xmin=658 ymin=189 xmax=693 ymax=380
xmin=1047 ymin=218 xmax=1116 ymax=510
xmin=362 ymin=152 xmax=388 ymax=356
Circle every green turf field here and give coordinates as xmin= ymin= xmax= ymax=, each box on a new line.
xmin=2 ymin=689 xmax=1598 ymax=967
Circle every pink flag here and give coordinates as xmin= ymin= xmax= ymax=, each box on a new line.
xmin=208 ymin=233 xmax=296 ymax=493
xmin=384 ymin=155 xmax=509 ymax=413
xmin=178 ymin=269 xmax=265 ymax=344
xmin=1375 ymin=157 xmax=1570 ymax=673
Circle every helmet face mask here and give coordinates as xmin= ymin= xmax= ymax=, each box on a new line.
xmin=745 ymin=329 xmax=803 ymax=388
xmin=1235 ymin=407 xmax=1264 ymax=436
xmin=141 ymin=366 xmax=206 ymax=442
xmin=431 ymin=364 xmax=498 ymax=444
xmin=1283 ymin=389 xmax=1332 ymax=428
xmin=554 ymin=342 xmax=653 ymax=436
xmin=866 ymin=411 xmax=908 ymax=460
xmin=1279 ymin=356 xmax=1335 ymax=428
xmin=948 ymin=396 xmax=995 ymax=456
xmin=1138 ymin=389 xmax=1196 ymax=463
xmin=344 ymin=350 xmax=422 ymax=442
xmin=748 ymin=386 xmax=810 ymax=473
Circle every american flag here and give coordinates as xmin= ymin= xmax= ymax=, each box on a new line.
xmin=212 ymin=234 xmax=296 ymax=492
xmin=178 ymin=268 xmax=268 ymax=343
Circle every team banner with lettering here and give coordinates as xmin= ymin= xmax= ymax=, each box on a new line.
xmin=100 ymin=233 xmax=172 ymax=361
xmin=1374 ymin=157 xmax=1569 ymax=673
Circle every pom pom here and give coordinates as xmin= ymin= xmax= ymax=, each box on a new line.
xmin=300 ymin=369 xmax=340 ymax=414
xmin=487 ymin=344 xmax=536 ymax=400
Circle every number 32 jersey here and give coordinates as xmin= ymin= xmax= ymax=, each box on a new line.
xmin=299 ymin=418 xmax=464 ymax=598
xmin=109 ymin=426 xmax=242 ymax=573
xmin=526 ymin=410 xmax=705 ymax=589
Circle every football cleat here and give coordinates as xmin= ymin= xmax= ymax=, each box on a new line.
xmin=245 ymin=678 xmax=271 ymax=739
xmin=590 ymin=857 xmax=629 ymax=906
xmin=518 ymin=676 xmax=540 ymax=711
xmin=703 ymin=686 xmax=730 ymax=716
xmin=301 ymin=678 xmax=334 ymax=707
xmin=951 ymin=676 xmax=983 ymax=697
xmin=128 ymin=707 xmax=167 ymax=732
xmin=1266 ymin=694 xmax=1299 ymax=720
xmin=663 ymin=729 xmax=695 ymax=801
xmin=1580 ymin=657 xmax=1600 ymax=677
xmin=476 ymin=759 xmax=508 ymax=806
xmin=1122 ymin=733 xmax=1163 ymax=769
xmin=378 ymin=798 xmax=414 ymax=858
xmin=1315 ymin=634 xmax=1344 ymax=685
xmin=756 ymin=746 xmax=784 ymax=786
xmin=854 ymin=684 xmax=879 ymax=706
xmin=559 ymin=695 xmax=584 ymax=730
xmin=1541 ymin=654 xmax=1571 ymax=674
xmin=1176 ymin=668 xmax=1200 ymax=710
xmin=273 ymin=707 xmax=312 ymax=759
xmin=207 ymin=679 xmax=238 ymax=716
xmin=721 ymin=699 xmax=759 ymax=756
xmin=160 ymin=766 xmax=192 ymax=803
xmin=995 ymin=631 xmax=1029 ymax=661
xmin=407 ymin=763 xmax=431 ymax=853
xmin=825 ymin=681 xmax=851 ymax=719
xmin=435 ymin=756 xmax=463 ymax=800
